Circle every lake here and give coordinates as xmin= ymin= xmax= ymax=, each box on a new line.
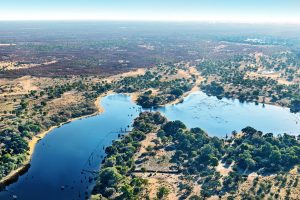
xmin=155 ymin=91 xmax=300 ymax=137
xmin=1 ymin=91 xmax=299 ymax=200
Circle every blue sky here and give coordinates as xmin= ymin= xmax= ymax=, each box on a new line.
xmin=1 ymin=0 xmax=300 ymax=23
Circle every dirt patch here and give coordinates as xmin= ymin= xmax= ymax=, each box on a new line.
xmin=138 ymin=173 xmax=181 ymax=200
xmin=216 ymin=161 xmax=233 ymax=177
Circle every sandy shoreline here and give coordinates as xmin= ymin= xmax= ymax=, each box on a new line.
xmin=165 ymin=85 xmax=201 ymax=106
xmin=0 ymin=78 xmax=295 ymax=186
xmin=0 ymin=90 xmax=141 ymax=187
xmin=0 ymin=67 xmax=141 ymax=186
xmin=0 ymin=92 xmax=108 ymax=186
xmin=0 ymin=89 xmax=294 ymax=187
xmin=0 ymin=88 xmax=186 ymax=185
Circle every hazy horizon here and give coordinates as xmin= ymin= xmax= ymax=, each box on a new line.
xmin=1 ymin=0 xmax=300 ymax=24
xmin=0 ymin=20 xmax=300 ymax=27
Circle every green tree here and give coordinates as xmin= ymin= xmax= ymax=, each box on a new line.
xmin=99 ymin=167 xmax=123 ymax=187
xmin=157 ymin=186 xmax=170 ymax=199
xmin=269 ymin=150 xmax=281 ymax=163
xmin=163 ymin=120 xmax=186 ymax=136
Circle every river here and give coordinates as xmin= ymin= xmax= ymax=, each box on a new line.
xmin=1 ymin=91 xmax=300 ymax=200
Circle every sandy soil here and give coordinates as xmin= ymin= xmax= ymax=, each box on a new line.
xmin=137 ymin=132 xmax=156 ymax=155
xmin=0 ymin=60 xmax=57 ymax=71
xmin=177 ymin=69 xmax=190 ymax=79
xmin=163 ymin=66 xmax=204 ymax=106
xmin=190 ymin=66 xmax=205 ymax=90
xmin=128 ymin=92 xmax=140 ymax=103
xmin=106 ymin=68 xmax=146 ymax=83
xmin=247 ymin=71 xmax=293 ymax=85
xmin=133 ymin=130 xmax=202 ymax=199
xmin=135 ymin=172 xmax=181 ymax=200
xmin=216 ymin=161 xmax=232 ymax=177
xmin=0 ymin=76 xmax=39 ymax=96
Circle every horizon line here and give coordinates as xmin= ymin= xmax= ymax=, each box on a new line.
xmin=0 ymin=19 xmax=300 ymax=25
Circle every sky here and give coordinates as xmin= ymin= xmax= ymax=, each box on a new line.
xmin=1 ymin=0 xmax=300 ymax=24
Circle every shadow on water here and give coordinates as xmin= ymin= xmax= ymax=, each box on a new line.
xmin=0 ymin=164 xmax=30 ymax=191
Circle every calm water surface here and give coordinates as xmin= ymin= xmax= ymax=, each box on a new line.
xmin=1 ymin=91 xmax=300 ymax=200
xmin=156 ymin=91 xmax=300 ymax=136
xmin=0 ymin=94 xmax=141 ymax=200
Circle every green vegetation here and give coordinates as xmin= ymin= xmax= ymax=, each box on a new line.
xmin=115 ymin=69 xmax=193 ymax=108
xmin=225 ymin=126 xmax=300 ymax=173
xmin=1 ymin=53 xmax=299 ymax=197
xmin=156 ymin=186 xmax=170 ymax=199
xmin=92 ymin=112 xmax=166 ymax=199
xmin=161 ymin=121 xmax=300 ymax=197
xmin=0 ymin=77 xmax=112 ymax=180
xmin=291 ymin=99 xmax=300 ymax=113
xmin=0 ymin=129 xmax=29 ymax=179
xmin=197 ymin=55 xmax=300 ymax=111
xmin=93 ymin=112 xmax=300 ymax=199
xmin=0 ymin=65 xmax=193 ymax=182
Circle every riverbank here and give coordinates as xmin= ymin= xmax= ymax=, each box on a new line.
xmin=1 ymin=88 xmax=299 ymax=199
xmin=93 ymin=112 xmax=300 ymax=199
xmin=0 ymin=92 xmax=109 ymax=187
xmin=165 ymin=83 xmax=203 ymax=106
xmin=0 ymin=67 xmax=142 ymax=186
xmin=1 ymin=66 xmax=297 ymax=189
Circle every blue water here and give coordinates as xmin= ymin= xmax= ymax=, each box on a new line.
xmin=0 ymin=94 xmax=142 ymax=200
xmin=1 ymin=91 xmax=300 ymax=200
xmin=155 ymin=91 xmax=300 ymax=137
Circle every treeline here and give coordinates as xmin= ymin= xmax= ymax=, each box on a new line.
xmin=158 ymin=119 xmax=300 ymax=197
xmin=159 ymin=121 xmax=300 ymax=197
xmin=225 ymin=126 xmax=300 ymax=173
xmin=197 ymin=59 xmax=300 ymax=112
xmin=93 ymin=112 xmax=300 ymax=199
